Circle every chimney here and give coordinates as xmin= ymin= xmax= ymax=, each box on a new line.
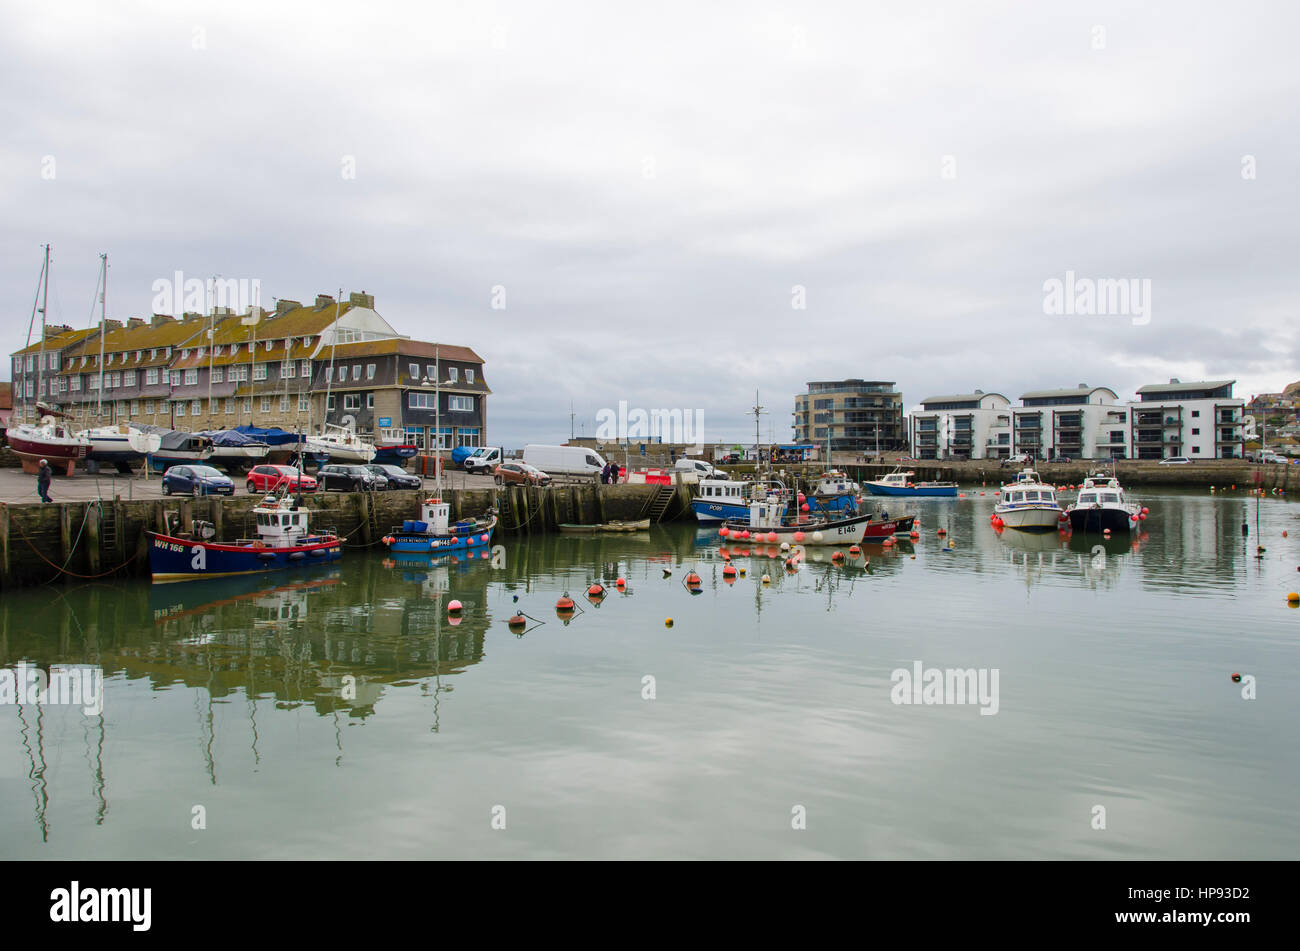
xmin=182 ymin=311 xmax=202 ymax=322
xmin=100 ymin=319 xmax=123 ymax=332
xmin=43 ymin=323 xmax=72 ymax=339
xmin=127 ymin=317 xmax=145 ymax=329
xmin=314 ymin=294 xmax=335 ymax=310
xmin=213 ymin=306 xmax=233 ymax=316
xmin=1077 ymin=383 xmax=1088 ymax=389
xmin=151 ymin=314 xmax=174 ymax=328
xmin=1169 ymin=378 xmax=1179 ymax=384
xmin=348 ymin=291 xmax=374 ymax=309
xmin=276 ymin=299 xmax=300 ymax=315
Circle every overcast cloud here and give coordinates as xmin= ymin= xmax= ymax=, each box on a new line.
xmin=2 ymin=0 xmax=1296 ymax=446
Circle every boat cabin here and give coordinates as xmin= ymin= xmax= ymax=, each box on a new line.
xmin=253 ymin=500 xmax=314 ymax=545
xmin=698 ymin=479 xmax=749 ymax=504
xmin=1000 ymin=485 xmax=1058 ymax=505
xmin=813 ymin=471 xmax=860 ymax=495
xmin=1075 ymin=488 xmax=1121 ymax=506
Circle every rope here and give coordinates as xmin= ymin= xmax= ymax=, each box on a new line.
xmin=2 ymin=502 xmax=139 ymax=582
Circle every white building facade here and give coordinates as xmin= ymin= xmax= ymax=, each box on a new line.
xmin=910 ymin=391 xmax=1011 ymax=460
xmin=1127 ymin=379 xmax=1245 ymax=460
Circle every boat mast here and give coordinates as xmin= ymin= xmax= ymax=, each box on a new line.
xmin=435 ymin=344 xmax=442 ymax=496
xmin=96 ymin=253 xmax=107 ymax=421
xmin=206 ymin=275 xmax=216 ymax=428
xmin=30 ymin=244 xmax=51 ymax=423
xmin=321 ymin=291 xmax=342 ymax=436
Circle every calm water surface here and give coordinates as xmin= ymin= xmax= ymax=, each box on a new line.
xmin=2 ymin=488 xmax=1297 ymax=859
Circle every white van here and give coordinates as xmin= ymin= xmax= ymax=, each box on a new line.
xmin=675 ymin=458 xmax=728 ymax=481
xmin=462 ymin=447 xmax=503 ymax=474
xmin=523 ymin=445 xmax=607 ymax=480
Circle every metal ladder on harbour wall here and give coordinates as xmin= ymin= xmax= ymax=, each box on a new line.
xmin=645 ymin=484 xmax=677 ymax=523
xmin=99 ymin=501 xmax=117 ymax=555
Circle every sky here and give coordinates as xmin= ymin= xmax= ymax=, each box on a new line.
xmin=2 ymin=0 xmax=1296 ymax=447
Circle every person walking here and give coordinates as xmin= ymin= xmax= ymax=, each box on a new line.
xmin=37 ymin=458 xmax=53 ymax=503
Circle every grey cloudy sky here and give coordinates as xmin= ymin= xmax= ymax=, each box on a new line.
xmin=2 ymin=0 xmax=1296 ymax=446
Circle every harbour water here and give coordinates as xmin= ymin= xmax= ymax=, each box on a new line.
xmin=2 ymin=489 xmax=1297 ymax=859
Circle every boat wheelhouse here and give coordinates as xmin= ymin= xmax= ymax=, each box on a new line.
xmin=807 ymin=471 xmax=862 ymax=514
xmin=691 ymin=478 xmax=787 ymax=523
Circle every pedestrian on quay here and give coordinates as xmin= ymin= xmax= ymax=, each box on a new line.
xmin=37 ymin=458 xmax=53 ymax=503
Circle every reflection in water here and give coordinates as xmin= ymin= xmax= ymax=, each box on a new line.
xmin=2 ymin=489 xmax=1298 ymax=858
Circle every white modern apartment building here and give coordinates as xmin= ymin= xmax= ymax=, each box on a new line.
xmin=910 ymin=391 xmax=1011 ymax=460
xmin=1128 ymin=379 xmax=1245 ymax=460
xmin=1010 ymin=386 xmax=1127 ymax=460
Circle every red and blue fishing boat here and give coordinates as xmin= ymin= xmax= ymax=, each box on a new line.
xmin=148 ymin=493 xmax=343 ymax=583
xmin=382 ymin=496 xmax=497 ymax=554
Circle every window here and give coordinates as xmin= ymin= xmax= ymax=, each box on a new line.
xmin=196 ymin=347 xmax=205 ymax=359
xmin=181 ymin=349 xmax=190 ymax=359
xmin=1193 ymin=446 xmax=1202 ymax=453
xmin=300 ymin=360 xmax=310 ymax=377
xmin=130 ymin=400 xmax=140 ymax=415
xmin=405 ymin=426 xmax=425 ymax=450
xmin=260 ymin=397 xmax=272 ymax=413
xmin=366 ymin=363 xmax=375 ymax=380
xmin=25 ymin=355 xmax=34 ymax=371
xmin=458 ymin=427 xmax=480 ymax=447
xmin=88 ymin=376 xmax=99 ymax=390
xmin=209 ymin=398 xmax=219 ymax=414
xmin=184 ymin=369 xmax=198 ymax=385
xmin=225 ymin=398 xmax=235 ymax=414
xmin=432 ymin=427 xmax=452 ymax=449
xmin=283 ymin=360 xmax=295 ymax=378
xmin=146 ymin=368 xmax=160 ymax=385
xmin=326 ymin=366 xmax=333 ymax=382
xmin=253 ymin=364 xmax=267 ymax=381
xmin=426 ymin=365 xmax=436 ymax=380
xmin=280 ymin=396 xmax=289 ymax=412
xmin=70 ymin=377 xmax=81 ymax=391
xmin=191 ymin=399 xmax=202 ymax=415
xmin=175 ymin=401 xmax=185 ymax=417
xmin=343 ymin=394 xmax=360 ymax=411
xmin=211 ymin=367 xmax=223 ymax=383
xmin=327 ymin=396 xmax=336 ymax=412
xmin=1192 ymin=428 xmax=1200 ymax=436
xmin=466 ymin=369 xmax=475 ymax=385
xmin=242 ymin=399 xmax=252 ymax=414
xmin=150 ymin=349 xmax=157 ymax=359
xmin=170 ymin=371 xmax=181 ymax=386
xmin=409 ymin=362 xmax=419 ymax=380
xmin=447 ymin=367 xmax=458 ymax=383
xmin=1191 ymin=410 xmax=1200 ymax=417
xmin=298 ymin=394 xmax=310 ymax=412
xmin=106 ymin=372 xmax=119 ymax=388
xmin=231 ymin=366 xmax=248 ymax=382
xmin=409 ymin=392 xmax=436 ymax=410
xmin=123 ymin=370 xmax=135 ymax=386
xmin=145 ymin=400 xmax=155 ymax=414
xmin=449 ymin=395 xmax=474 ymax=412
xmin=24 ymin=380 xmax=34 ymax=397
xmin=116 ymin=401 xmax=128 ymax=416
xmin=49 ymin=353 xmax=59 ymax=369
xmin=366 ymin=393 xmax=374 ymax=410
xmin=351 ymin=364 xmax=361 ymax=381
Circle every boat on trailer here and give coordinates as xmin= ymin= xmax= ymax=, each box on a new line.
xmin=863 ymin=467 xmax=958 ymax=497
xmin=383 ymin=496 xmax=497 ymax=554
xmin=148 ymin=493 xmax=343 ymax=583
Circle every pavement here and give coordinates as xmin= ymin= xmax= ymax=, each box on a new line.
xmin=0 ymin=465 xmax=499 ymax=505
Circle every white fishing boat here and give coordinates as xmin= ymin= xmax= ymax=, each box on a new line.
xmin=994 ymin=468 xmax=1063 ymax=531
xmin=79 ymin=423 xmax=163 ymax=466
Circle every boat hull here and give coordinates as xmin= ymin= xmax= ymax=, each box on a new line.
xmin=692 ymin=500 xmax=752 ymax=523
xmin=387 ymin=531 xmax=494 ymax=553
xmin=8 ymin=431 xmax=90 ymax=461
xmin=1067 ymin=507 xmax=1137 ymax=533
xmin=995 ymin=506 xmax=1063 ymax=531
xmin=148 ymin=532 xmax=342 ymax=583
xmin=724 ymin=513 xmax=914 ymax=545
xmin=374 ymin=444 xmax=418 ymax=466
xmin=865 ymin=483 xmax=958 ymax=497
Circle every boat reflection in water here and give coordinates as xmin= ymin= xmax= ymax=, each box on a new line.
xmin=996 ymin=524 xmax=1150 ymax=590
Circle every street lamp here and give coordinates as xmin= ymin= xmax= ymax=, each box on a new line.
xmin=421 ymin=349 xmax=457 ymax=483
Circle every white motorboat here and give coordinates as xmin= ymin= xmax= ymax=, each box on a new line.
xmin=79 ymin=423 xmax=164 ymax=469
xmin=1066 ymin=471 xmax=1143 ymax=533
xmin=994 ymin=468 xmax=1063 ymax=532
xmin=306 ymin=424 xmax=376 ymax=465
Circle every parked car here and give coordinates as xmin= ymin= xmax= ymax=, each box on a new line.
xmin=367 ymin=464 xmax=422 ymax=490
xmin=718 ymin=452 xmax=741 ymax=465
xmin=1159 ymin=456 xmax=1192 ymax=465
xmin=675 ymin=458 xmax=729 ymax=480
xmin=495 ymin=462 xmax=552 ymax=486
xmin=318 ymin=464 xmax=388 ymax=491
xmin=246 ymin=464 xmax=317 ymax=494
xmin=162 ymin=464 xmax=234 ymax=497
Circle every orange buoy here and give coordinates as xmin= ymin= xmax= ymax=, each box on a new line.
xmin=719 ymin=526 xmax=730 ymax=537
xmin=722 ymin=564 xmax=737 ymax=577
xmin=508 ymin=614 xmax=527 ymax=630
xmin=665 ymin=617 xmax=674 ymax=627
xmin=937 ymin=528 xmax=946 ymax=536
xmin=616 ymin=577 xmax=627 ymax=588
xmin=1288 ymin=592 xmax=1300 ymax=604
xmin=685 ymin=571 xmax=702 ymax=587
xmin=831 ymin=551 xmax=845 ymax=563
xmin=556 ymin=594 xmax=575 ymax=612
xmin=848 ymin=545 xmax=861 ymax=556
xmin=793 ymin=531 xmax=805 ymax=542
xmin=909 ymin=530 xmax=920 ymax=540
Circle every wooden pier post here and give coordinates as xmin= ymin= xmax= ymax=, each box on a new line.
xmin=59 ymin=505 xmax=72 ymax=566
xmin=85 ymin=503 xmax=101 ymax=575
xmin=0 ymin=505 xmax=10 ymax=589
xmin=519 ymin=486 xmax=532 ymax=536
xmin=358 ymin=493 xmax=373 ymax=546
xmin=594 ymin=483 xmax=607 ymax=525
xmin=211 ymin=498 xmax=223 ymax=541
xmin=179 ymin=499 xmax=193 ymax=534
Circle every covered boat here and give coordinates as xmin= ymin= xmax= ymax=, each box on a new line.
xmin=148 ymin=493 xmax=342 ymax=583
xmin=199 ymin=428 xmax=271 ymax=473
xmin=148 ymin=429 xmax=216 ymax=469
xmin=233 ymin=424 xmax=307 ymax=464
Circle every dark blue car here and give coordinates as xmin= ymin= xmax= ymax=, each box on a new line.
xmin=162 ymin=464 xmax=235 ymax=497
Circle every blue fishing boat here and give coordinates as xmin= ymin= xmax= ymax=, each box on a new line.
xmin=383 ymin=496 xmax=497 ymax=554
xmin=805 ymin=471 xmax=862 ymax=514
xmin=863 ymin=467 xmax=959 ymax=497
xmin=148 ymin=493 xmax=342 ymax=583
xmin=692 ymin=478 xmax=788 ymax=523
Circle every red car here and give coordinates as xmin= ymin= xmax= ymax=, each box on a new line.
xmin=246 ymin=464 xmax=317 ymax=494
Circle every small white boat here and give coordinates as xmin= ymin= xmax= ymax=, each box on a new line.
xmin=994 ymin=468 xmax=1063 ymax=532
xmin=79 ymin=423 xmax=163 ymax=467
xmin=7 ymin=416 xmax=92 ymax=463
xmin=864 ymin=467 xmax=958 ymax=497
xmin=306 ymin=424 xmax=376 ymax=464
